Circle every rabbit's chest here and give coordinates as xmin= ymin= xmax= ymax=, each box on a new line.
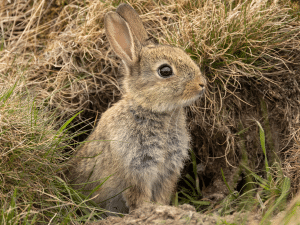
xmin=112 ymin=106 xmax=190 ymax=173
xmin=135 ymin=122 xmax=188 ymax=154
xmin=131 ymin=109 xmax=188 ymax=148
xmin=125 ymin=109 xmax=190 ymax=169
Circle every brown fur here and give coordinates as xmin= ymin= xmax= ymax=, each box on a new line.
xmin=66 ymin=3 xmax=206 ymax=214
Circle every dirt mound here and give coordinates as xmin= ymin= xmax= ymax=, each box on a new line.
xmin=88 ymin=194 xmax=300 ymax=225
xmin=89 ymin=204 xmax=257 ymax=225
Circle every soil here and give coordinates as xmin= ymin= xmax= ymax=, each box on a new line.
xmin=85 ymin=204 xmax=261 ymax=225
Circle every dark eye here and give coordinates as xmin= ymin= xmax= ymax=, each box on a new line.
xmin=157 ymin=64 xmax=173 ymax=78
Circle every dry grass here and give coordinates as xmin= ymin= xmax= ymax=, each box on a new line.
xmin=284 ymin=129 xmax=300 ymax=193
xmin=0 ymin=72 xmax=108 ymax=223
xmin=1 ymin=0 xmax=300 ymax=223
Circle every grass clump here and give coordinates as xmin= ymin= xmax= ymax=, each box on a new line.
xmin=0 ymin=72 xmax=106 ymax=223
xmin=177 ymin=121 xmax=294 ymax=223
xmin=218 ymin=121 xmax=291 ymax=223
xmin=173 ymin=150 xmax=210 ymax=211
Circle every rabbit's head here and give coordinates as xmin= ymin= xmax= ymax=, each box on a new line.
xmin=105 ymin=4 xmax=206 ymax=112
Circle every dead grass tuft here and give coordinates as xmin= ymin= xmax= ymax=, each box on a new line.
xmin=0 ymin=71 xmax=106 ymax=223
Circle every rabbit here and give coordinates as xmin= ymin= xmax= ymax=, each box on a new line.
xmin=66 ymin=3 xmax=206 ymax=214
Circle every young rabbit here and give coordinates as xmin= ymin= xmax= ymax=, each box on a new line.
xmin=67 ymin=3 xmax=206 ymax=214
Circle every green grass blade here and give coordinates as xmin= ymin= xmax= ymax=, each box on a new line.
xmin=221 ymin=168 xmax=238 ymax=199
xmin=190 ymin=150 xmax=201 ymax=196
xmin=0 ymin=79 xmax=18 ymax=105
xmin=240 ymin=164 xmax=269 ymax=190
xmin=86 ymin=175 xmax=112 ymax=200
xmin=173 ymin=192 xmax=179 ymax=207
xmin=57 ymin=110 xmax=83 ymax=137
xmin=7 ymin=188 xmax=17 ymax=223
xmin=256 ymin=121 xmax=271 ymax=182
xmin=190 ymin=200 xmax=210 ymax=206
xmin=260 ymin=177 xmax=290 ymax=224
xmin=183 ymin=177 xmax=196 ymax=195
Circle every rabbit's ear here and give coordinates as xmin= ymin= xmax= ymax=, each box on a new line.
xmin=105 ymin=11 xmax=136 ymax=64
xmin=116 ymin=4 xmax=148 ymax=45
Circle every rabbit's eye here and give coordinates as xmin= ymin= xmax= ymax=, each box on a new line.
xmin=158 ymin=64 xmax=173 ymax=78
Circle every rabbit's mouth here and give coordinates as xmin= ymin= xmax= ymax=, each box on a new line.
xmin=179 ymin=91 xmax=205 ymax=107
xmin=181 ymin=85 xmax=206 ymax=105
xmin=198 ymin=88 xmax=206 ymax=97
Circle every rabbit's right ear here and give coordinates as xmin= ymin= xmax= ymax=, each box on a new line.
xmin=105 ymin=12 xmax=136 ymax=65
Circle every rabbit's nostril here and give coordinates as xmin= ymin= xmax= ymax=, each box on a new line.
xmin=199 ymin=83 xmax=205 ymax=88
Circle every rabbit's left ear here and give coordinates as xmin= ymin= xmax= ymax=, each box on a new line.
xmin=105 ymin=11 xmax=137 ymax=65
xmin=116 ymin=4 xmax=148 ymax=45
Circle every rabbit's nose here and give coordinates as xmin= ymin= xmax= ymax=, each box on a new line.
xmin=199 ymin=83 xmax=205 ymax=89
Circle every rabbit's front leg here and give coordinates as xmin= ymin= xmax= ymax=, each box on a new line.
xmin=152 ymin=170 xmax=180 ymax=205
xmin=122 ymin=183 xmax=152 ymax=211
xmin=122 ymin=147 xmax=161 ymax=211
